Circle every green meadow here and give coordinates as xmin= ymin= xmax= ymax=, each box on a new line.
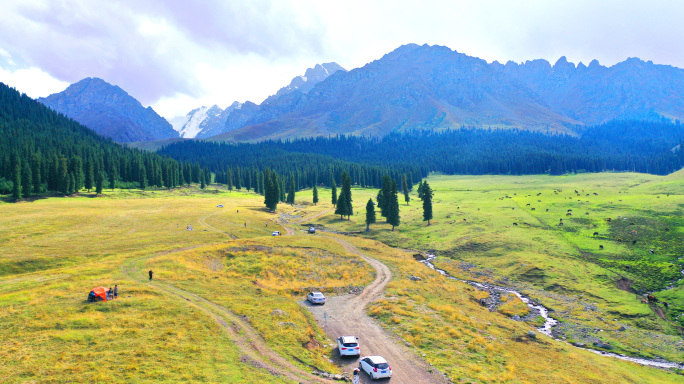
xmin=1 ymin=172 xmax=683 ymax=383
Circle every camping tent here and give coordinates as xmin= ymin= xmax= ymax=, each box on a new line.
xmin=88 ymin=286 xmax=108 ymax=302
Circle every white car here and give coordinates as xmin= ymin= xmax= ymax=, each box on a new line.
xmin=308 ymin=227 xmax=316 ymax=233
xmin=337 ymin=335 xmax=360 ymax=356
xmin=306 ymin=291 xmax=326 ymax=305
xmin=359 ymin=356 xmax=392 ymax=380
xmin=272 ymin=231 xmax=281 ymax=236
xmin=216 ymin=204 xmax=224 ymax=208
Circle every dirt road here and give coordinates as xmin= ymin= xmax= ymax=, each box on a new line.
xmin=304 ymin=236 xmax=450 ymax=384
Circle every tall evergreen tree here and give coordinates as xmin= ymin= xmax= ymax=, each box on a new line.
xmin=286 ymin=174 xmax=295 ymax=204
xmin=109 ymin=162 xmax=118 ymax=190
xmin=402 ymin=173 xmax=410 ymax=205
xmin=386 ymin=180 xmax=400 ymax=231
xmin=422 ymin=181 xmax=434 ymax=225
xmin=139 ymin=164 xmax=147 ymax=190
xmin=58 ymin=157 xmax=69 ymax=195
xmin=85 ymin=157 xmax=94 ymax=191
xmin=227 ymin=168 xmax=233 ymax=191
xmin=200 ymin=170 xmax=206 ymax=189
xmin=312 ymin=185 xmax=319 ymax=205
xmin=12 ymin=155 xmax=21 ymax=199
xmin=264 ymin=170 xmax=280 ymax=211
xmin=31 ymin=153 xmax=41 ymax=194
xmin=330 ymin=170 xmax=337 ymax=205
xmin=95 ymin=160 xmax=104 ymax=194
xmin=417 ymin=181 xmax=425 ymax=199
xmin=21 ymin=160 xmax=32 ymax=197
xmin=380 ymin=176 xmax=392 ymax=217
xmin=365 ymin=198 xmax=376 ymax=231
xmin=235 ymin=168 xmax=242 ymax=190
xmin=335 ymin=171 xmax=353 ymax=219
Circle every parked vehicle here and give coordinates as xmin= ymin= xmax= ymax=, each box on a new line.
xmin=308 ymin=227 xmax=316 ymax=233
xmin=359 ymin=356 xmax=392 ymax=380
xmin=216 ymin=204 xmax=224 ymax=208
xmin=306 ymin=291 xmax=326 ymax=305
xmin=272 ymin=231 xmax=281 ymax=236
xmin=337 ymin=335 xmax=360 ymax=356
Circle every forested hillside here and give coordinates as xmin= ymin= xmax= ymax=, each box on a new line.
xmin=159 ymin=120 xmax=684 ymax=180
xmin=0 ymin=83 xmax=208 ymax=198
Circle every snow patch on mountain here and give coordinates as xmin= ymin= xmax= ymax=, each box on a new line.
xmin=179 ymin=106 xmax=209 ymax=138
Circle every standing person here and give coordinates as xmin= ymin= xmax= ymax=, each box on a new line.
xmin=149 ymin=270 xmax=153 ymax=281
xmin=352 ymin=368 xmax=361 ymax=384
xmin=113 ymin=285 xmax=118 ymax=299
xmin=244 ymin=222 xmax=246 ymax=227
xmin=107 ymin=287 xmax=113 ymax=301
xmin=265 ymin=222 xmax=268 ymax=227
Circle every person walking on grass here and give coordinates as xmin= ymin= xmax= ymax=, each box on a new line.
xmin=149 ymin=270 xmax=153 ymax=281
xmin=114 ymin=285 xmax=118 ymax=299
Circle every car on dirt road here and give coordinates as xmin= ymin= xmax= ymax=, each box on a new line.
xmin=306 ymin=291 xmax=326 ymax=305
xmin=272 ymin=231 xmax=281 ymax=236
xmin=308 ymin=227 xmax=316 ymax=233
xmin=359 ymin=356 xmax=392 ymax=380
xmin=337 ymin=335 xmax=360 ymax=356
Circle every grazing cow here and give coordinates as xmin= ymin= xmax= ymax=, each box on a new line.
xmin=575 ymin=190 xmax=579 ymax=193
xmin=546 ymin=209 xmax=549 ymax=212
xmin=526 ymin=203 xmax=530 ymax=206
xmin=647 ymin=294 xmax=658 ymax=303
xmin=463 ymin=218 xmax=467 ymax=221
xmin=606 ymin=218 xmax=612 ymax=222
xmin=531 ymin=208 xmax=536 ymax=211
xmin=566 ymin=212 xmax=572 ymax=216
xmin=513 ymin=223 xmax=518 ymax=226
xmin=512 ymin=207 xmax=515 ymax=210
xmin=567 ymin=209 xmax=573 ymax=212
xmin=559 ymin=222 xmax=564 ymax=226
xmin=593 ymin=232 xmax=599 ymax=236
xmin=664 ymin=302 xmax=670 ymax=308
xmin=649 ymin=249 xmax=654 ymax=254
xmin=599 ymin=245 xmax=604 ymax=249
xmin=617 ymin=238 xmax=622 ymax=242
xmin=632 ymin=240 xmax=637 ymax=245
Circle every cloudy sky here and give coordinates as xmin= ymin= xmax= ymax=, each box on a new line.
xmin=1 ymin=0 xmax=682 ymax=118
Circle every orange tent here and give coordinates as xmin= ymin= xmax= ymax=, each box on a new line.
xmin=88 ymin=286 xmax=108 ymax=302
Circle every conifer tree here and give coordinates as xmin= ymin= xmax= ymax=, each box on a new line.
xmin=227 ymin=168 xmax=233 ymax=191
xmin=386 ymin=180 xmax=400 ymax=231
xmin=365 ymin=198 xmax=376 ymax=231
xmin=422 ymin=182 xmax=433 ymax=225
xmin=330 ymin=170 xmax=337 ymax=205
xmin=280 ymin=178 xmax=286 ymax=202
xmin=58 ymin=157 xmax=69 ymax=195
xmin=312 ymin=185 xmax=319 ymax=205
xmin=139 ymin=164 xmax=147 ymax=190
xmin=264 ymin=170 xmax=280 ymax=211
xmin=246 ymin=170 xmax=252 ymax=191
xmin=380 ymin=176 xmax=392 ymax=217
xmin=12 ymin=155 xmax=21 ymax=199
xmin=235 ymin=168 xmax=242 ymax=190
xmin=376 ymin=189 xmax=384 ymax=216
xmin=287 ymin=174 xmax=295 ymax=204
xmin=85 ymin=157 xmax=94 ymax=191
xmin=68 ymin=172 xmax=76 ymax=195
xmin=200 ymin=170 xmax=206 ymax=189
xmin=402 ymin=173 xmax=410 ymax=205
xmin=95 ymin=160 xmax=104 ymax=194
xmin=21 ymin=160 xmax=32 ymax=197
xmin=31 ymin=153 xmax=41 ymax=194
xmin=109 ymin=163 xmax=118 ymax=190
xmin=418 ymin=181 xmax=425 ymax=199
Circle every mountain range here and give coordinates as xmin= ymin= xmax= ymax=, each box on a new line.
xmin=37 ymin=44 xmax=684 ymax=143
xmin=169 ymin=62 xmax=346 ymax=139
xmin=38 ymin=77 xmax=177 ymax=142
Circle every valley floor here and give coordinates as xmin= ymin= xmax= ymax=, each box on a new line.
xmin=1 ymin=173 xmax=682 ymax=383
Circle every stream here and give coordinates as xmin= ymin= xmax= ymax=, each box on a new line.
xmin=419 ymin=254 xmax=684 ymax=370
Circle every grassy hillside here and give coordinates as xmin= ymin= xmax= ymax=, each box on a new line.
xmin=1 ymin=176 xmax=682 ymax=383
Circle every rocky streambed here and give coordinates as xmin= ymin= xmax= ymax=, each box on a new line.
xmin=418 ymin=253 xmax=684 ymax=371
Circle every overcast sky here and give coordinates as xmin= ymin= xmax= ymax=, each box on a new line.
xmin=1 ymin=0 xmax=682 ymax=118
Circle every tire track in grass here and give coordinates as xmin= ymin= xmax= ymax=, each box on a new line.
xmin=121 ymin=248 xmax=336 ymax=384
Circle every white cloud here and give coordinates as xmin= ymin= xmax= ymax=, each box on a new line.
xmin=1 ymin=0 xmax=683 ymax=118
xmin=0 ymin=66 xmax=69 ymax=98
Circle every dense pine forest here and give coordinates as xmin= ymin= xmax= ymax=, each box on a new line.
xmin=160 ymin=121 xmax=684 ymax=178
xmin=0 ymin=83 xmax=211 ymax=198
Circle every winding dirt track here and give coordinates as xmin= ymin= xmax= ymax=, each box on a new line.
xmin=289 ymin=211 xmax=448 ymax=384
xmin=303 ymin=236 xmax=449 ymax=384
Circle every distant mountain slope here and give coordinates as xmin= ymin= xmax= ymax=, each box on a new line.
xmin=210 ymin=44 xmax=684 ymax=142
xmin=38 ymin=77 xmax=178 ymax=142
xmin=170 ymin=63 xmax=346 ymax=139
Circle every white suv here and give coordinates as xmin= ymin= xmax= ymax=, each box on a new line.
xmin=306 ymin=291 xmax=326 ymax=305
xmin=336 ymin=335 xmax=360 ymax=356
xmin=359 ymin=356 xmax=392 ymax=380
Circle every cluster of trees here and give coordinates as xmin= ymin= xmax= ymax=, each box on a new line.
xmin=162 ymin=122 xmax=684 ymax=178
xmin=364 ymin=175 xmax=434 ymax=231
xmin=0 ymin=83 xmax=211 ymax=199
xmin=158 ymin=141 xmax=425 ymax=190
